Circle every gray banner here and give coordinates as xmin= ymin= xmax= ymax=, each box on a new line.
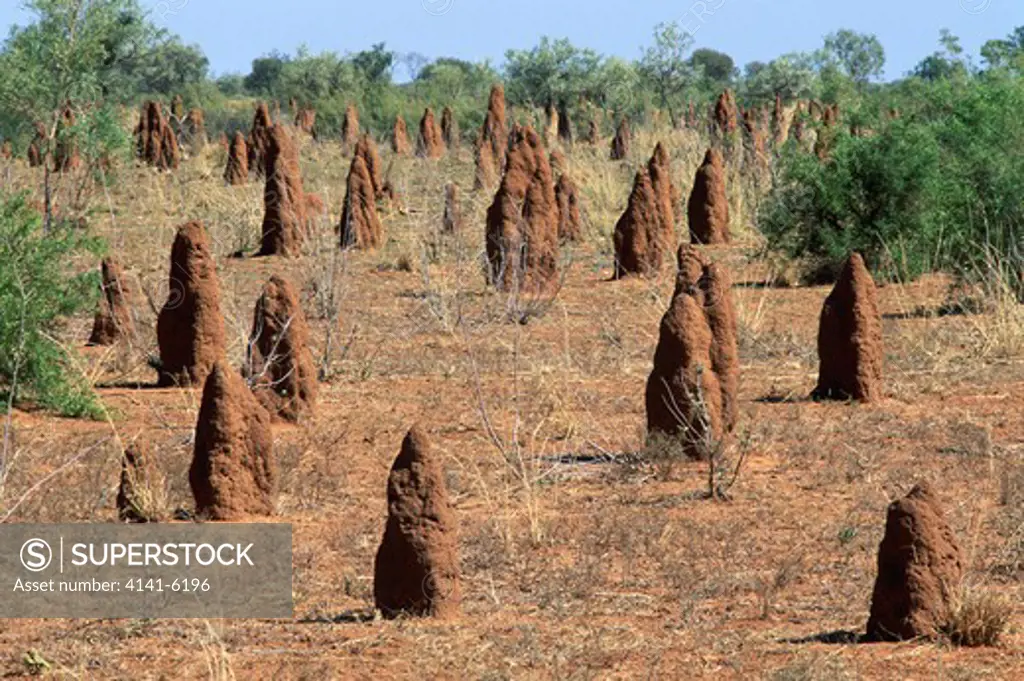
xmin=0 ymin=524 xmax=292 ymax=618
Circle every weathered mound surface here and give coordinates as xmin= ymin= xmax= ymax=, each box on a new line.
xmin=613 ymin=169 xmax=662 ymax=278
xmin=247 ymin=276 xmax=318 ymax=422
xmin=555 ymin=173 xmax=582 ymax=242
xmin=258 ymin=124 xmax=307 ymax=257
xmin=473 ymin=137 xmax=498 ymax=191
xmin=647 ymin=142 xmax=677 ymax=253
xmin=190 ymin=362 xmax=277 ymax=520
xmin=156 ymin=221 xmax=226 ymax=387
xmin=183 ymin=108 xmax=207 ymax=154
xmin=418 ymin=108 xmax=445 ymax=159
xmin=374 ymin=426 xmax=461 ymax=619
xmin=88 ymin=257 xmax=134 ymax=346
xmin=714 ymin=89 xmax=738 ymax=135
xmin=548 ymin=149 xmax=566 ymax=175
xmin=392 ymin=115 xmax=412 ymax=155
xmin=246 ymin=102 xmax=273 ymax=179
xmin=743 ymin=109 xmax=767 ymax=164
xmin=443 ymin=182 xmax=462 ymax=233
xmin=136 ymin=101 xmax=178 ymax=169
xmin=354 ymin=134 xmax=384 ymax=198
xmin=342 ymin=103 xmax=360 ymax=149
xmin=610 ymin=117 xmax=631 ymax=160
xmin=688 ymin=148 xmax=730 ymax=244
xmin=544 ymin=102 xmax=560 ymax=147
xmin=117 ymin=441 xmax=159 ymax=523
xmin=812 ymin=253 xmax=884 ymax=402
xmin=295 ymin=107 xmax=317 ymax=136
xmin=866 ymin=483 xmax=963 ymax=642
xmin=645 ymin=245 xmax=739 ymax=458
xmin=339 ymin=155 xmax=384 ymax=249
xmin=441 ymin=106 xmax=459 ymax=149
xmin=224 ymin=131 xmax=249 ymax=185
xmin=479 ymin=84 xmax=508 ymax=173
xmin=484 ymin=126 xmax=559 ymax=294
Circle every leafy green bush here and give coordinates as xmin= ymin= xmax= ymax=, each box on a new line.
xmin=760 ymin=74 xmax=1024 ymax=293
xmin=759 ymin=120 xmax=943 ymax=282
xmin=0 ymin=193 xmax=103 ymax=417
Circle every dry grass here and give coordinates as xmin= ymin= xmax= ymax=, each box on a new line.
xmin=0 ymin=112 xmax=1022 ymax=678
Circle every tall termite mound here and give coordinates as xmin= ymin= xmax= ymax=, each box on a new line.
xmin=88 ymin=257 xmax=134 ymax=346
xmin=246 ymin=276 xmax=318 ymax=422
xmin=156 ymin=221 xmax=226 ymax=387
xmin=555 ymin=173 xmax=582 ymax=242
xmin=294 ymin=106 xmax=317 ymax=137
xmin=613 ymin=169 xmax=663 ymax=278
xmin=478 ymin=84 xmax=508 ymax=175
xmin=136 ymin=101 xmax=179 ymax=170
xmin=645 ymin=245 xmax=739 ymax=459
xmin=443 ymin=182 xmax=462 ymax=233
xmin=647 ymin=142 xmax=677 ymax=252
xmin=392 ymin=115 xmax=412 ymax=155
xmin=246 ymin=102 xmax=273 ymax=179
xmin=354 ymin=134 xmax=384 ymax=198
xmin=714 ymin=89 xmax=738 ymax=136
xmin=185 ymin=108 xmax=207 ymax=152
xmin=473 ymin=136 xmax=498 ymax=191
xmin=117 ymin=440 xmax=160 ymax=523
xmin=544 ymin=102 xmax=560 ymax=147
xmin=418 ymin=107 xmax=445 ymax=159
xmin=484 ymin=126 xmax=560 ymax=295
xmin=688 ymin=148 xmax=730 ymax=244
xmin=224 ymin=131 xmax=249 ymax=185
xmin=374 ymin=426 xmax=461 ymax=619
xmin=190 ymin=362 xmax=277 ymax=520
xmin=339 ymin=155 xmax=384 ymax=249
xmin=341 ymin=103 xmax=360 ymax=150
xmin=865 ymin=483 xmax=963 ymax=641
xmin=440 ymin=106 xmax=459 ymax=149
xmin=610 ymin=117 xmax=631 ymax=160
xmin=258 ymin=124 xmax=307 ymax=257
xmin=812 ymin=253 xmax=884 ymax=402
xmin=743 ymin=109 xmax=767 ymax=166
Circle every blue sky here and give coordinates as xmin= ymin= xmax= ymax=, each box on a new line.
xmin=2 ymin=0 xmax=1022 ymax=79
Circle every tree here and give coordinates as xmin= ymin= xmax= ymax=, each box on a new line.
xmin=820 ymin=29 xmax=886 ymax=85
xmin=0 ymin=192 xmax=103 ymax=417
xmin=912 ymin=31 xmax=971 ymax=82
xmin=504 ymin=37 xmax=603 ymax=109
xmin=637 ymin=22 xmax=697 ymax=126
xmin=690 ymin=48 xmax=735 ymax=85
xmin=0 ymin=0 xmax=151 ymax=229
xmin=133 ymin=36 xmax=208 ymax=95
xmin=351 ymin=43 xmax=394 ymax=85
xmin=981 ymin=26 xmax=1024 ymax=72
xmin=740 ymin=53 xmax=817 ymax=103
xmin=245 ymin=51 xmax=290 ymax=95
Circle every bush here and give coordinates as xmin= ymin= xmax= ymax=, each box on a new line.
xmin=0 ymin=193 xmax=103 ymax=417
xmin=760 ymin=76 xmax=1024 ymax=293
xmin=759 ymin=120 xmax=943 ymax=283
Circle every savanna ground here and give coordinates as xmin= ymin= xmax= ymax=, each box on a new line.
xmin=1 ymin=117 xmax=1023 ymax=680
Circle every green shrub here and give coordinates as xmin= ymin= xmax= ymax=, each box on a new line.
xmin=760 ymin=75 xmax=1024 ymax=293
xmin=0 ymin=193 xmax=103 ymax=418
xmin=759 ymin=121 xmax=943 ymax=282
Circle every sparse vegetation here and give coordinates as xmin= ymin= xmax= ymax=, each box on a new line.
xmin=0 ymin=3 xmax=1021 ymax=678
